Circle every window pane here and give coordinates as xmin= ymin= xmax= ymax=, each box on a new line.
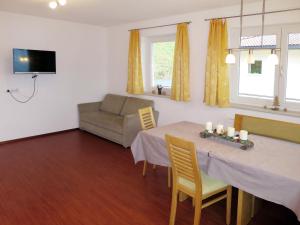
xmin=238 ymin=35 xmax=277 ymax=98
xmin=152 ymin=42 xmax=175 ymax=87
xmin=286 ymin=33 xmax=300 ymax=102
xmin=239 ymin=49 xmax=275 ymax=98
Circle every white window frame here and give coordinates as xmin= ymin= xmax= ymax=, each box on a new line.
xmin=279 ymin=24 xmax=300 ymax=111
xmin=230 ymin=23 xmax=300 ymax=112
xmin=141 ymin=34 xmax=176 ymax=94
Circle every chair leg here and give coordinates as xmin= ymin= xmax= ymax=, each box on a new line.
xmin=143 ymin=161 xmax=147 ymax=177
xmin=169 ymin=188 xmax=178 ymax=225
xmin=153 ymin=165 xmax=157 ymax=170
xmin=168 ymin=167 xmax=171 ymax=188
xmin=226 ymin=186 xmax=232 ymax=225
xmin=193 ymin=197 xmax=202 ymax=225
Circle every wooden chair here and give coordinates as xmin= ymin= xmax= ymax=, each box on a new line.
xmin=138 ymin=107 xmax=157 ymax=177
xmin=165 ymin=134 xmax=232 ymax=225
xmin=138 ymin=107 xmax=172 ymax=187
xmin=138 ymin=106 xmax=157 ymax=131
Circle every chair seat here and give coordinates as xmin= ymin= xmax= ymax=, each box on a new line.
xmin=178 ymin=171 xmax=228 ymax=198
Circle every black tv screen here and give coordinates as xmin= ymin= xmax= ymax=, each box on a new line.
xmin=13 ymin=49 xmax=56 ymax=74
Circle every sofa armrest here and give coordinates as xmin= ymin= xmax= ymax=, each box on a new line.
xmin=122 ymin=113 xmax=142 ymax=148
xmin=78 ymin=102 xmax=102 ymax=113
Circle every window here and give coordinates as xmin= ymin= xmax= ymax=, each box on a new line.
xmin=152 ymin=41 xmax=175 ymax=88
xmin=238 ymin=35 xmax=277 ymax=99
xmin=142 ymin=34 xmax=175 ymax=95
xmin=230 ymin=24 xmax=300 ymax=111
xmin=239 ymin=48 xmax=276 ymax=98
xmin=286 ymin=33 xmax=300 ymax=102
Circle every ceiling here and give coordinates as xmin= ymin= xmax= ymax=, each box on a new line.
xmin=0 ymin=0 xmax=258 ymax=26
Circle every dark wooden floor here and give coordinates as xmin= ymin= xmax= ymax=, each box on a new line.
xmin=0 ymin=130 xmax=299 ymax=225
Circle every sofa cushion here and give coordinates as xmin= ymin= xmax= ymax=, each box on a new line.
xmin=100 ymin=94 xmax=127 ymax=115
xmin=80 ymin=111 xmax=123 ymax=134
xmin=120 ymin=97 xmax=154 ymax=116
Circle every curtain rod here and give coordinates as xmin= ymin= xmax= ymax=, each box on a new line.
xmin=204 ymin=7 xmax=300 ymax=21
xmin=128 ymin=21 xmax=191 ymax=31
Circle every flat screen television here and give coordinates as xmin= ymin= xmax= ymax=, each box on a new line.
xmin=13 ymin=49 xmax=56 ymax=74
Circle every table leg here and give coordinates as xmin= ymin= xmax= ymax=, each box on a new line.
xmin=237 ymin=189 xmax=262 ymax=225
xmin=168 ymin=167 xmax=171 ymax=188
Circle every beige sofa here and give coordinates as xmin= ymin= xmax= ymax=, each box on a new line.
xmin=78 ymin=94 xmax=159 ymax=148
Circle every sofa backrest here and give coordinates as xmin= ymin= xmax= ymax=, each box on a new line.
xmin=100 ymin=94 xmax=127 ymax=115
xmin=120 ymin=97 xmax=154 ymax=116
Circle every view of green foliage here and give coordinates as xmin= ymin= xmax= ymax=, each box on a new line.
xmin=249 ymin=60 xmax=262 ymax=74
xmin=152 ymin=41 xmax=175 ymax=86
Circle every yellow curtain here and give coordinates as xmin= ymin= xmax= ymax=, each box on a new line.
xmin=204 ymin=19 xmax=229 ymax=107
xmin=127 ymin=30 xmax=144 ymax=94
xmin=171 ymin=23 xmax=190 ymax=102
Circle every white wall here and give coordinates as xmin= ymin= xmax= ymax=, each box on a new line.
xmin=0 ymin=12 xmax=108 ymax=142
xmin=107 ymin=0 xmax=300 ymax=127
xmin=1 ymin=0 xmax=300 ymax=142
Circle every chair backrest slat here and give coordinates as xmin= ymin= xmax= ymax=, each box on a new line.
xmin=165 ymin=134 xmax=201 ymax=192
xmin=138 ymin=107 xmax=156 ymax=130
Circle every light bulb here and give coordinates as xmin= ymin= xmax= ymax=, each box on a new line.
xmin=268 ymin=49 xmax=279 ymax=65
xmin=49 ymin=1 xmax=58 ymax=9
xmin=247 ymin=49 xmax=255 ymax=64
xmin=58 ymin=0 xmax=67 ymax=6
xmin=226 ymin=49 xmax=235 ymax=64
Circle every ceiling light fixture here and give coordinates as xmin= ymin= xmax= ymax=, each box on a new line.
xmin=49 ymin=0 xmax=67 ymax=9
xmin=58 ymin=0 xmax=67 ymax=6
xmin=247 ymin=49 xmax=255 ymax=64
xmin=225 ymin=49 xmax=236 ymax=64
xmin=49 ymin=1 xmax=58 ymax=9
xmin=268 ymin=49 xmax=279 ymax=65
xmin=224 ymin=0 xmax=281 ymax=65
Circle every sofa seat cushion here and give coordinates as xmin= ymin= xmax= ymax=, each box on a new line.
xmin=80 ymin=111 xmax=123 ymax=134
xmin=120 ymin=97 xmax=154 ymax=116
xmin=100 ymin=94 xmax=127 ymax=115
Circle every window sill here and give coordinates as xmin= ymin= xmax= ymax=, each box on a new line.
xmin=230 ymin=103 xmax=300 ymax=118
xmin=143 ymin=93 xmax=170 ymax=99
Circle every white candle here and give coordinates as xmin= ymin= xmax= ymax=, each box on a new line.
xmin=216 ymin=124 xmax=224 ymax=134
xmin=205 ymin=122 xmax=213 ymax=132
xmin=227 ymin=127 xmax=235 ymax=137
xmin=240 ymin=130 xmax=248 ymax=141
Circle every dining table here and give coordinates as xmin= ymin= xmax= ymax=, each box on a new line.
xmin=131 ymin=121 xmax=300 ymax=225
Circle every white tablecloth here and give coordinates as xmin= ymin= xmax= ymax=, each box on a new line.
xmin=131 ymin=121 xmax=300 ymax=221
